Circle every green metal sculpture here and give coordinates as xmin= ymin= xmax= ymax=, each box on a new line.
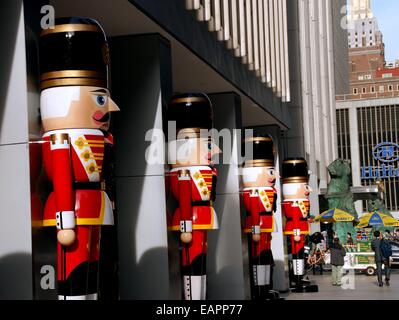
xmin=326 ymin=159 xmax=358 ymax=241
xmin=367 ymin=199 xmax=391 ymax=216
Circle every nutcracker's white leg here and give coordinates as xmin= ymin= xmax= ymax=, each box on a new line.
xmin=183 ymin=275 xmax=206 ymax=300
xmin=293 ymin=259 xmax=305 ymax=276
xmin=253 ymin=265 xmax=271 ymax=286
xmin=58 ymin=293 xmax=98 ymax=300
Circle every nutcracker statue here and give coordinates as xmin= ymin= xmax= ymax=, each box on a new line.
xmin=167 ymin=93 xmax=221 ymax=300
xmin=39 ymin=17 xmax=120 ymax=300
xmin=241 ymin=135 xmax=279 ymax=300
xmin=282 ymin=158 xmax=318 ymax=292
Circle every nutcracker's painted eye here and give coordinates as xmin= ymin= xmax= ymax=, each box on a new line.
xmin=268 ymin=169 xmax=275 ymax=176
xmin=208 ymin=142 xmax=212 ymax=150
xmin=97 ymin=95 xmax=107 ymax=106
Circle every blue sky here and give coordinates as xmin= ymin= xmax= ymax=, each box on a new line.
xmin=372 ymin=0 xmax=399 ymax=62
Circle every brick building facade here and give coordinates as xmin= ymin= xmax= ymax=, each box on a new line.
xmin=336 ymin=0 xmax=399 ymax=215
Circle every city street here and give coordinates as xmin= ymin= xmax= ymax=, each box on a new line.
xmin=285 ymin=269 xmax=399 ymax=300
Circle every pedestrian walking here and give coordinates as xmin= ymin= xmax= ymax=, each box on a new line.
xmin=371 ymin=230 xmax=391 ymax=287
xmin=330 ymin=237 xmax=346 ymax=286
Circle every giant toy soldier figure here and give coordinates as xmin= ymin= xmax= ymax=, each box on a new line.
xmin=168 ymin=93 xmax=221 ymax=300
xmin=39 ymin=17 xmax=120 ymax=300
xmin=282 ymin=158 xmax=318 ymax=292
xmin=242 ymin=135 xmax=280 ymax=300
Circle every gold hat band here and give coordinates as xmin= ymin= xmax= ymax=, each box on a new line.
xmin=282 ymin=176 xmax=308 ymax=184
xmin=176 ymin=128 xmax=213 ymax=139
xmin=283 ymin=159 xmax=307 ymax=165
xmin=170 ymin=97 xmax=209 ymax=104
xmin=244 ymin=160 xmax=274 ymax=167
xmin=41 ymin=78 xmax=106 ymax=90
xmin=41 ymin=70 xmax=104 ymax=81
xmin=244 ymin=137 xmax=273 ymax=143
xmin=41 ymin=24 xmax=102 ymax=36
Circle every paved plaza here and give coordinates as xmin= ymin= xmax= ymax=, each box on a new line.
xmin=284 ymin=269 xmax=399 ymax=300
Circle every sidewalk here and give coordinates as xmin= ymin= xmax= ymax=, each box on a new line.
xmin=284 ymin=270 xmax=399 ymax=300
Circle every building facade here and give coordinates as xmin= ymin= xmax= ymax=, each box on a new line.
xmin=287 ymin=0 xmax=349 ymax=220
xmin=336 ymin=0 xmax=399 ymax=217
xmin=0 ymin=0 xmax=347 ymax=299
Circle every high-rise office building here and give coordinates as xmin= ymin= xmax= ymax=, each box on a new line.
xmin=337 ymin=0 xmax=399 ymax=216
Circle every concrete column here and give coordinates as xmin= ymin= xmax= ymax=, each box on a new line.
xmin=318 ymin=0 xmax=331 ymax=182
xmin=109 ymin=34 xmax=173 ymax=299
xmin=326 ymin=0 xmax=339 ymax=161
xmin=298 ymin=0 xmax=317 ymax=171
xmin=348 ymin=107 xmax=363 ymax=214
xmin=0 ymin=0 xmax=33 ymax=300
xmin=206 ymin=93 xmax=246 ymax=300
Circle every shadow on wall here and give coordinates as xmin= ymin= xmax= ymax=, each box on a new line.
xmin=115 ymin=177 xmax=170 ymax=300
xmin=110 ymin=34 xmax=172 ymax=300
xmin=0 ymin=0 xmax=21 ymax=129
xmin=0 ymin=253 xmax=32 ymax=300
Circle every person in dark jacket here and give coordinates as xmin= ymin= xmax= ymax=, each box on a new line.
xmin=330 ymin=237 xmax=346 ymax=286
xmin=371 ymin=230 xmax=391 ymax=287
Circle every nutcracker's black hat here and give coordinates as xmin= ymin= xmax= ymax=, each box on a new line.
xmin=282 ymin=157 xmax=309 ymax=184
xmin=40 ymin=17 xmax=109 ymax=90
xmin=168 ymin=93 xmax=213 ymax=134
xmin=242 ymin=135 xmax=275 ymax=167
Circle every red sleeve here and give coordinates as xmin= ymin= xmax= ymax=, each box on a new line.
xmin=178 ymin=170 xmax=192 ymax=221
xmin=50 ymin=134 xmax=74 ymax=213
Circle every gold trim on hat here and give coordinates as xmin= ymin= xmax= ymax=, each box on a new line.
xmin=282 ymin=176 xmax=308 ymax=184
xmin=170 ymin=97 xmax=209 ymax=104
xmin=41 ymin=24 xmax=102 ymax=36
xmin=40 ymin=78 xmax=106 ymax=90
xmin=244 ymin=159 xmax=274 ymax=167
xmin=41 ymin=70 xmax=104 ymax=81
xmin=176 ymin=128 xmax=213 ymax=139
xmin=244 ymin=137 xmax=273 ymax=143
xmin=283 ymin=159 xmax=307 ymax=165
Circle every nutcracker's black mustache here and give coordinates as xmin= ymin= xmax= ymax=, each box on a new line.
xmin=99 ymin=112 xmax=110 ymax=122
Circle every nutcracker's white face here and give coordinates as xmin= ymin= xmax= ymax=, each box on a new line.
xmin=41 ymin=86 xmax=120 ymax=132
xmin=169 ymin=137 xmax=221 ymax=167
xmin=282 ymin=182 xmax=311 ymax=200
xmin=242 ymin=166 xmax=276 ymax=188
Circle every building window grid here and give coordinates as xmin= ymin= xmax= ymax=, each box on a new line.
xmin=387 ymin=106 xmax=396 ymax=209
xmin=396 ymin=106 xmax=399 ymax=209
xmin=356 ymin=106 xmax=399 ymax=211
xmin=336 ymin=109 xmax=351 ymax=161
xmin=345 ymin=110 xmax=350 ymax=160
